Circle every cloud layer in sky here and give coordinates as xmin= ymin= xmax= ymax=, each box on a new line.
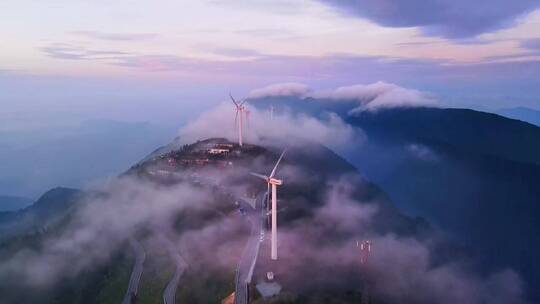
xmin=247 ymin=82 xmax=312 ymax=98
xmin=521 ymin=38 xmax=540 ymax=51
xmin=71 ymin=31 xmax=158 ymax=41
xmin=319 ymin=0 xmax=540 ymax=38
xmin=249 ymin=81 xmax=439 ymax=112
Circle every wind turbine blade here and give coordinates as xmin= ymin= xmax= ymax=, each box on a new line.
xmin=250 ymin=172 xmax=269 ymax=181
xmin=239 ymin=99 xmax=247 ymax=106
xmin=229 ymin=93 xmax=239 ymax=107
xmin=269 ymin=150 xmax=286 ymax=178
xmin=235 ymin=110 xmax=239 ymax=128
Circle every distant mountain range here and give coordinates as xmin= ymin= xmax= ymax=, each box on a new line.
xmin=495 ymin=107 xmax=540 ymax=126
xmin=0 ymin=187 xmax=82 ymax=242
xmin=346 ymin=108 xmax=540 ymax=295
xmin=248 ymin=97 xmax=540 ymax=300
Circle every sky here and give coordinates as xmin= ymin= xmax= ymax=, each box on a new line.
xmin=1 ymin=0 xmax=540 ymax=130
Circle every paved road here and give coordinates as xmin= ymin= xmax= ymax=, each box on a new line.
xmin=183 ymin=173 xmax=265 ymax=304
xmin=178 ymin=172 xmax=266 ymax=304
xmin=235 ymin=191 xmax=266 ymax=304
xmin=146 ymin=170 xmax=265 ymax=304
xmin=163 ymin=238 xmax=187 ymax=304
xmin=122 ymin=238 xmax=146 ymax=304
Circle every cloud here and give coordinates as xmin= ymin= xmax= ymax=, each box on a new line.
xmin=36 ymin=42 xmax=540 ymax=109
xmin=247 ymin=82 xmax=312 ymax=98
xmin=72 ymin=31 xmax=158 ymax=41
xmin=313 ymin=81 xmax=439 ymax=112
xmin=248 ymin=81 xmax=439 ymax=112
xmin=406 ymin=143 xmax=439 ymax=162
xmin=210 ymin=48 xmax=262 ymax=58
xmin=368 ymin=235 xmax=526 ymax=304
xmin=0 ymin=137 xmax=528 ymax=303
xmin=275 ymin=176 xmax=528 ymax=303
xmin=177 ymin=102 xmax=360 ymax=149
xmin=206 ymin=0 xmax=307 ymax=15
xmin=0 ymin=176 xmax=214 ymax=287
xmin=40 ymin=44 xmax=128 ymax=60
xmin=318 ymin=0 xmax=540 ymax=38
xmin=521 ymin=38 xmax=540 ymax=51
xmin=233 ymin=28 xmax=299 ymax=39
xmin=113 ymin=54 xmax=200 ymax=71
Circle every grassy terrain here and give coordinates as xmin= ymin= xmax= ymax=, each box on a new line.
xmin=95 ymin=251 xmax=134 ymax=304
xmin=137 ymin=244 xmax=174 ymax=304
xmin=176 ymin=266 xmax=235 ymax=303
xmin=48 ymin=249 xmax=132 ymax=304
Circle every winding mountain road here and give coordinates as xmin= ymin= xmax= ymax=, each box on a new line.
xmin=147 ymin=171 xmax=266 ymax=304
xmin=163 ymin=238 xmax=187 ymax=304
xmin=122 ymin=238 xmax=146 ymax=304
xmin=184 ymin=173 xmax=266 ymax=304
xmin=235 ymin=192 xmax=266 ymax=304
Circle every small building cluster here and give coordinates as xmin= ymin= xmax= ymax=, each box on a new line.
xmin=146 ymin=141 xmax=240 ymax=175
xmin=208 ymin=143 xmax=234 ymax=155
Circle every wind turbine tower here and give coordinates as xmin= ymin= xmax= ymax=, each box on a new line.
xmin=230 ymin=94 xmax=247 ymax=146
xmin=251 ymin=150 xmax=286 ymax=260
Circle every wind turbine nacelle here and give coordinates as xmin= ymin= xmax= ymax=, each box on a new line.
xmin=269 ymin=178 xmax=283 ymax=185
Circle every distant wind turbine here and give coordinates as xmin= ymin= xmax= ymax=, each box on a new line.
xmin=251 ymin=150 xmax=286 ymax=260
xmin=230 ymin=94 xmax=247 ymax=146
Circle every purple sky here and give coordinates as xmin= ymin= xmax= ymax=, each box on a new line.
xmin=1 ymin=0 xmax=539 ymax=130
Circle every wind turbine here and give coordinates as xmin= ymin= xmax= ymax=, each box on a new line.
xmin=251 ymin=150 xmax=286 ymax=260
xmin=230 ymin=94 xmax=246 ymax=146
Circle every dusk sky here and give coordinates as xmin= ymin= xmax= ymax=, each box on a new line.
xmin=2 ymin=0 xmax=540 ymax=130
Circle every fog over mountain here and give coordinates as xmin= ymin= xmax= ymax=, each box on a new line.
xmin=0 ymin=80 xmax=537 ymax=304
xmin=0 ymin=133 xmax=528 ymax=304
xmin=246 ymin=82 xmax=540 ymax=301
xmin=2 ymin=1 xmax=539 ymax=303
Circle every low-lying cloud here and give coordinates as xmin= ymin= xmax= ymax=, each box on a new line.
xmin=406 ymin=143 xmax=439 ymax=162
xmin=0 ymin=145 xmax=529 ymax=303
xmin=248 ymin=81 xmax=438 ymax=112
xmin=178 ymin=102 xmax=360 ymax=149
xmin=315 ymin=82 xmax=438 ymax=112
xmin=369 ymin=235 xmax=525 ymax=304
xmin=275 ymin=176 xmax=528 ymax=303
xmin=0 ymin=97 xmax=529 ymax=303
xmin=247 ymin=82 xmax=312 ymax=99
xmin=0 ymin=177 xmax=212 ymax=287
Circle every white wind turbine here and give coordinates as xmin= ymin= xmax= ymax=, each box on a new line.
xmin=230 ymin=94 xmax=247 ymax=146
xmin=251 ymin=150 xmax=286 ymax=260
